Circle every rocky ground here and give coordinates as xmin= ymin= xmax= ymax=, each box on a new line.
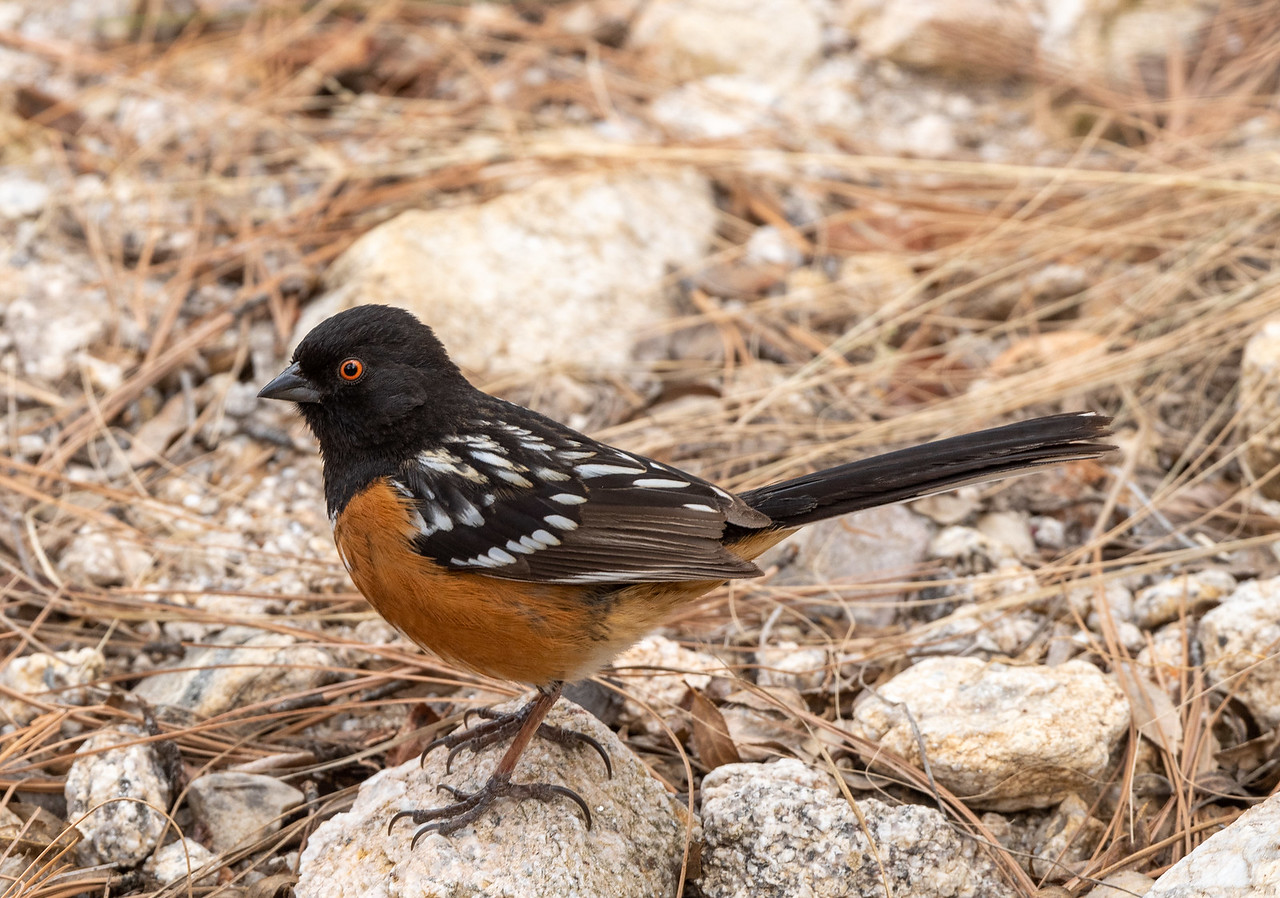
xmin=3 ymin=1 xmax=1280 ymax=896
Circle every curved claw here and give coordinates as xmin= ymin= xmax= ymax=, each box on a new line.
xmin=443 ymin=739 xmax=473 ymax=775
xmin=542 ymin=783 xmax=592 ymax=830
xmin=387 ymin=809 xmax=418 ymax=835
xmin=419 ymin=733 xmax=450 ymax=768
xmin=436 ymin=782 xmax=468 ymax=800
xmin=411 ymin=822 xmax=443 ymax=849
xmin=579 ymin=733 xmax=613 ymax=779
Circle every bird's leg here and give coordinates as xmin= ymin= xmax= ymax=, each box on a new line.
xmin=389 ymin=684 xmax=606 ymax=841
xmin=419 ymin=683 xmax=612 ymax=776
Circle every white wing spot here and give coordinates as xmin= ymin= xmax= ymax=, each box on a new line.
xmin=544 ymin=514 xmax=578 ymax=531
xmin=429 ymin=507 xmax=454 ymax=532
xmin=711 ymin=485 xmax=733 ymax=500
xmin=506 ymin=539 xmax=536 ymax=555
xmin=558 ymin=450 xmax=596 ymax=461
xmin=454 ymin=499 xmax=484 ymax=528
xmin=550 ymin=493 xmax=587 ymax=505
xmin=633 ymin=478 xmax=691 ymax=489
xmin=448 ymin=433 xmax=501 ymax=451
xmin=405 ymin=506 xmax=429 ymax=534
xmin=576 ymin=462 xmax=646 ymax=478
xmin=526 ymin=529 xmax=561 ymax=549
xmin=535 ymin=466 xmax=571 ymax=482
xmin=683 ymin=503 xmax=716 ymax=512
xmin=470 ymin=449 xmax=515 ymax=470
xmin=487 ymin=546 xmax=517 ymax=565
xmin=417 ymin=449 xmax=487 ymax=483
xmin=495 ymin=469 xmax=533 ymax=487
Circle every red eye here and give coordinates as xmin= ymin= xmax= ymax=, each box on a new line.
xmin=339 ymin=358 xmax=364 ymax=381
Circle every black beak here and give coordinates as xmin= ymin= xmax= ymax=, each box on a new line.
xmin=258 ymin=362 xmax=322 ymax=403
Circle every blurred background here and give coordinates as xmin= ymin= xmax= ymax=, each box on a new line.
xmin=3 ymin=1 xmax=1280 ymax=896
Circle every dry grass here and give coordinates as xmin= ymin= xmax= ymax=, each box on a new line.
xmin=3 ymin=1 xmax=1280 ymax=896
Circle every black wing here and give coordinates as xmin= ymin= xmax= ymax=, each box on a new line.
xmin=390 ymin=402 xmax=771 ymax=584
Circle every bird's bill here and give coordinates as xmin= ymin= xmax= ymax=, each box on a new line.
xmin=258 ymin=362 xmax=322 ymax=403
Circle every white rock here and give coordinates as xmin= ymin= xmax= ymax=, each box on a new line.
xmin=133 ymin=627 xmax=337 ymax=719
xmin=1082 ymin=870 xmax=1157 ymax=898
xmin=762 ymin=504 xmax=935 ymax=627
xmin=0 ymin=647 xmax=104 ymax=728
xmin=610 ymin=635 xmax=732 ymax=735
xmin=1241 ymin=319 xmax=1280 ymax=497
xmin=0 ymin=174 xmax=50 ymax=219
xmin=717 ymin=682 xmax=816 ymax=762
xmin=755 ymin=643 xmax=829 ymax=692
xmin=1136 ymin=622 xmax=1191 ymax=690
xmin=1028 ymin=794 xmax=1105 ymax=880
xmin=699 ymin=759 xmax=1014 ymax=898
xmin=1200 ymin=576 xmax=1280 ymax=728
xmin=65 ymin=726 xmax=172 ymax=866
xmin=1134 ymin=569 xmax=1236 ymax=629
xmin=1040 ymin=0 xmax=1217 ymax=87
xmin=928 ymin=524 xmax=1021 ymax=570
xmin=852 ymin=657 xmax=1130 ymax=810
xmin=976 ymin=511 xmax=1036 ymax=560
xmin=187 ymin=772 xmax=304 ymax=854
xmin=296 ymin=699 xmax=690 ymax=898
xmin=144 ymin=838 xmax=218 ymax=885
xmin=1146 ymin=791 xmax=1280 ymax=895
xmin=59 ymin=526 xmax=154 ymax=587
xmin=744 ymin=225 xmax=803 ymax=267
xmin=3 ymin=281 xmax=113 ymax=383
xmin=845 ymin=0 xmax=1036 ymax=74
xmin=631 ymin=0 xmax=823 ymax=86
xmin=298 ymin=168 xmax=716 ymax=377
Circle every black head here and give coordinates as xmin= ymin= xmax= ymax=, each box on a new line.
xmin=259 ymin=305 xmax=474 ymax=490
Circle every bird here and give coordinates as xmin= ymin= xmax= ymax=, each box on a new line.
xmin=258 ymin=303 xmax=1113 ymax=842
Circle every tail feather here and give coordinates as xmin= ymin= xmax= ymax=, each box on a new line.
xmin=740 ymin=412 xmax=1113 ymax=528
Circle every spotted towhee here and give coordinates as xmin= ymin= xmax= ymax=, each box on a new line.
xmin=259 ymin=304 xmax=1113 ymax=841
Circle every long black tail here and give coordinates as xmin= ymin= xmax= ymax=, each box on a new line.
xmin=740 ymin=412 xmax=1113 ymax=528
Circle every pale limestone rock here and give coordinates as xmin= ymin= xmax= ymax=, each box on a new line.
xmin=762 ymin=504 xmax=935 ymax=627
xmin=144 ymin=838 xmax=218 ymax=885
xmin=187 ymin=772 xmax=304 ymax=854
xmin=296 ymin=699 xmax=691 ymax=898
xmin=631 ymin=0 xmax=822 ymax=86
xmin=609 ymin=635 xmax=732 ymax=736
xmin=133 ymin=627 xmax=337 ymax=720
xmin=58 ymin=526 xmax=153 ymax=587
xmin=1146 ymin=791 xmax=1280 ymax=895
xmin=298 ymin=168 xmax=716 ymax=377
xmin=699 ymin=759 xmax=1014 ymax=898
xmin=0 ymin=647 xmax=104 ymax=728
xmin=852 ymin=657 xmax=1129 ymax=810
xmin=1240 ymin=321 xmax=1280 ymax=495
xmin=1082 ymin=870 xmax=1156 ymax=898
xmin=65 ymin=726 xmax=172 ymax=866
xmin=845 ymin=0 xmax=1037 ymax=74
xmin=1200 ymin=576 xmax=1280 ymax=728
xmin=1133 ymin=569 xmax=1236 ymax=629
xmin=1029 ymin=794 xmax=1106 ymax=880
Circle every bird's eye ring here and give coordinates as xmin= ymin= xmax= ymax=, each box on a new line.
xmin=339 ymin=358 xmax=364 ymax=381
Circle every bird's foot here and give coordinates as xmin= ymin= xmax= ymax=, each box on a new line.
xmin=422 ymin=705 xmax=612 ymax=777
xmin=388 ymin=772 xmax=592 ymax=844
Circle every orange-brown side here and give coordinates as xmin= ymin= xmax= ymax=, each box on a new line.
xmin=332 ymin=477 xmax=794 ymax=686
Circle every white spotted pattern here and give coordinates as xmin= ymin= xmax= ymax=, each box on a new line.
xmin=389 ymin=413 xmax=768 ymax=584
xmin=550 ymin=493 xmax=587 ymax=505
xmin=576 ymin=462 xmax=646 ymax=478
